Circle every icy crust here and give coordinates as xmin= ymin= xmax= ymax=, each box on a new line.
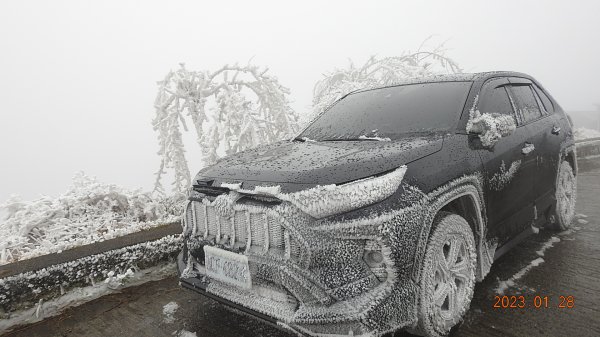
xmin=220 ymin=166 xmax=407 ymax=219
xmin=0 ymin=235 xmax=182 ymax=314
xmin=185 ymin=172 xmax=493 ymax=336
xmin=0 ymin=172 xmax=182 ymax=265
xmin=489 ymin=160 xmax=521 ymax=191
xmin=466 ymin=97 xmax=516 ymax=148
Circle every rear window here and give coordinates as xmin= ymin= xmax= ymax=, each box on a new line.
xmin=299 ymin=82 xmax=472 ymax=141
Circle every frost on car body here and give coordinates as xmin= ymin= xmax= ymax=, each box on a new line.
xmin=177 ymin=72 xmax=576 ymax=337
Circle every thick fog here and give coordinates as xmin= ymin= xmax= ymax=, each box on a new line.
xmin=1 ymin=0 xmax=599 ymax=203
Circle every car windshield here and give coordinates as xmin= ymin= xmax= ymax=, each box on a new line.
xmin=298 ymin=81 xmax=472 ymax=141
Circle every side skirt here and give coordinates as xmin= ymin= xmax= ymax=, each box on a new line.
xmin=493 ymin=224 xmax=539 ymax=260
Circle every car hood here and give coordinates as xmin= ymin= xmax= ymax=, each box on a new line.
xmin=197 ymin=134 xmax=444 ymax=188
xmin=196 ymin=135 xmax=443 ymax=189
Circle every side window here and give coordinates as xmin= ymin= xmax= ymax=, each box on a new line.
xmin=478 ymin=83 xmax=517 ymax=123
xmin=532 ymin=83 xmax=554 ymax=114
xmin=509 ymin=85 xmax=543 ymax=123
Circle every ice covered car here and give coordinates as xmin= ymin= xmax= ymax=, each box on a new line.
xmin=177 ymin=72 xmax=577 ymax=337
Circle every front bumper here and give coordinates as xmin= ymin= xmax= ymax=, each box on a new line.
xmin=177 ymin=250 xmax=373 ymax=337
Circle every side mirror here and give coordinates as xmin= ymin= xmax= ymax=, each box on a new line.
xmin=467 ymin=111 xmax=516 ymax=147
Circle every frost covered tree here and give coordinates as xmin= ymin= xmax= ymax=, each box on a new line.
xmin=152 ymin=63 xmax=299 ymax=195
xmin=312 ymin=41 xmax=462 ymax=118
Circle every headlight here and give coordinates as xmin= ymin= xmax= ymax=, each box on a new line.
xmin=281 ymin=165 xmax=407 ymax=219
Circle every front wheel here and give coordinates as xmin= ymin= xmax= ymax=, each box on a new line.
xmin=415 ymin=212 xmax=477 ymax=337
xmin=551 ymin=161 xmax=577 ymax=231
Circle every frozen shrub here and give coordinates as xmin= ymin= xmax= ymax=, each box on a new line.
xmin=0 ymin=172 xmax=182 ymax=265
xmin=152 ymin=63 xmax=299 ymax=195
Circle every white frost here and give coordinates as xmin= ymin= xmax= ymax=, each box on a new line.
xmin=220 ymin=166 xmax=407 ymax=219
xmin=177 ymin=330 xmax=197 ymax=337
xmin=162 ymin=301 xmax=179 ymax=324
xmin=573 ymin=127 xmax=600 ymax=141
xmin=495 ymin=235 xmax=561 ymax=294
xmin=281 ymin=166 xmax=407 ymax=218
xmin=536 ymin=236 xmax=560 ymax=256
xmin=495 ymin=257 xmax=545 ymax=295
xmin=489 ymin=160 xmax=521 ymax=191
xmin=467 ymin=97 xmax=516 ymax=148
xmin=358 ymin=135 xmax=391 ymax=142
xmin=0 ymin=172 xmax=182 ymax=265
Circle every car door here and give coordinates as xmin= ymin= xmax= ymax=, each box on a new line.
xmin=472 ymin=78 xmax=537 ymax=244
xmin=507 ymin=78 xmax=564 ymax=216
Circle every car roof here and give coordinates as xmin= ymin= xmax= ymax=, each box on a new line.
xmin=351 ymin=71 xmax=533 ymax=94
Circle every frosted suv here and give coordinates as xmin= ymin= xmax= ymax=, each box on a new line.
xmin=177 ymin=72 xmax=577 ymax=337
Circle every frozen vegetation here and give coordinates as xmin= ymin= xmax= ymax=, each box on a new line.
xmin=152 ymin=63 xmax=299 ymax=195
xmin=0 ymin=172 xmax=182 ymax=265
xmin=573 ymin=127 xmax=600 ymax=141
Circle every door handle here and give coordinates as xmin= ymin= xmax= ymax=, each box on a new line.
xmin=552 ymin=126 xmax=561 ymax=135
xmin=522 ymin=143 xmax=535 ymax=155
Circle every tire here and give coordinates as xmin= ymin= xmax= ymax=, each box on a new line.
xmin=551 ymin=161 xmax=577 ymax=231
xmin=416 ymin=212 xmax=477 ymax=337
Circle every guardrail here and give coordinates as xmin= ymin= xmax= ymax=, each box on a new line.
xmin=575 ymin=137 xmax=600 ymax=159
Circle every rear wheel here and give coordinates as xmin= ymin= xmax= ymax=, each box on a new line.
xmin=551 ymin=161 xmax=576 ymax=231
xmin=416 ymin=212 xmax=476 ymax=337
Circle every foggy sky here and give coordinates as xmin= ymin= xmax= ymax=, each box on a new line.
xmin=1 ymin=0 xmax=599 ymax=203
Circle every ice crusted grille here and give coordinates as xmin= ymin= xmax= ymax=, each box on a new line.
xmin=187 ymin=201 xmax=287 ymax=256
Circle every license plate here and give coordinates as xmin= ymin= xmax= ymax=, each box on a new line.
xmin=204 ymin=245 xmax=252 ymax=289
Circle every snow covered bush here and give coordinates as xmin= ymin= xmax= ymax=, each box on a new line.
xmin=152 ymin=63 xmax=299 ymax=195
xmin=573 ymin=127 xmax=600 ymax=141
xmin=0 ymin=172 xmax=182 ymax=265
xmin=311 ymin=40 xmax=462 ymax=119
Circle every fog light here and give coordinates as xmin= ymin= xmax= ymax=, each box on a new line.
xmin=364 ymin=250 xmax=384 ymax=265
xmin=363 ymin=240 xmax=387 ymax=281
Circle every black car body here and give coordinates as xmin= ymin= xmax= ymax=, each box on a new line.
xmin=177 ymin=72 xmax=577 ymax=337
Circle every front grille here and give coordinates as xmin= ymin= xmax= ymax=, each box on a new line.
xmin=186 ymin=201 xmax=292 ymax=257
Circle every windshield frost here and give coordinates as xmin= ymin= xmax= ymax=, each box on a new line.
xmin=300 ymin=82 xmax=471 ymax=141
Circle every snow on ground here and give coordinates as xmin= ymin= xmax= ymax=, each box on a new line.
xmin=0 ymin=172 xmax=183 ymax=265
xmin=163 ymin=301 xmax=179 ymax=324
xmin=535 ymin=236 xmax=561 ymax=257
xmin=495 ymin=235 xmax=563 ymax=294
xmin=574 ymin=127 xmax=600 ymax=141
xmin=495 ymin=257 xmax=545 ymax=295
xmin=0 ymin=263 xmax=176 ymax=334
xmin=177 ymin=330 xmax=198 ymax=337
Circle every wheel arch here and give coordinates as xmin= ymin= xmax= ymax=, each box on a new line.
xmin=412 ymin=175 xmax=495 ymax=283
xmin=437 ymin=192 xmax=492 ymax=281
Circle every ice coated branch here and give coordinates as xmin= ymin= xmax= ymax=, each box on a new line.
xmin=311 ymin=44 xmax=462 ymax=120
xmin=152 ymin=63 xmax=299 ymax=195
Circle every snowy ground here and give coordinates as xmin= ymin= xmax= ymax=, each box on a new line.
xmin=0 ymin=172 xmax=182 ymax=265
xmin=3 ymin=165 xmax=600 ymax=337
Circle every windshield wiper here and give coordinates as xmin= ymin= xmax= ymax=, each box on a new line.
xmin=321 ymin=138 xmax=380 ymax=142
